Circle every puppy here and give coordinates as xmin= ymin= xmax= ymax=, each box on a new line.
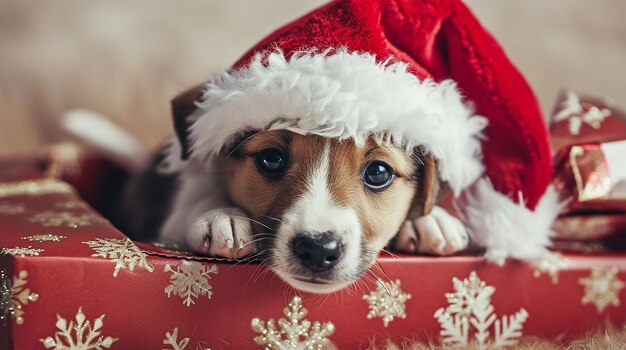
xmin=116 ymin=85 xmax=469 ymax=294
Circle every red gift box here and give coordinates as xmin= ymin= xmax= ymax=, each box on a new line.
xmin=1 ymin=155 xmax=625 ymax=349
xmin=550 ymin=91 xmax=626 ymax=246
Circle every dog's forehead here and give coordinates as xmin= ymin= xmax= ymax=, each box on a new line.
xmin=234 ymin=130 xmax=291 ymax=153
xmin=241 ymin=130 xmax=415 ymax=171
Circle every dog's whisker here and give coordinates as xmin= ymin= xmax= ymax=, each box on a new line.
xmin=245 ymin=257 xmax=273 ymax=287
xmin=227 ymin=251 xmax=265 ymax=268
xmin=347 ymin=280 xmax=359 ymax=297
xmin=248 ymin=263 xmax=269 ymax=285
xmin=246 ymin=264 xmax=264 ymax=286
xmin=366 ymin=259 xmax=383 ymax=277
xmin=281 ymin=280 xmax=292 ymax=302
xmin=226 ymin=132 xmax=259 ymax=157
xmin=355 ymin=277 xmax=369 ymax=296
xmin=260 ymin=215 xmax=285 ymax=224
xmin=373 ymin=260 xmax=393 ymax=284
xmin=381 ymin=248 xmax=401 ymax=259
xmin=341 ymin=285 xmax=348 ymax=303
xmin=360 ymin=273 xmax=378 ymax=290
xmin=245 ymin=236 xmax=273 ymax=246
xmin=236 ymin=250 xmax=264 ymax=261
xmin=321 ymin=292 xmax=331 ymax=306
xmin=230 ymin=215 xmax=275 ymax=231
xmin=365 ymin=271 xmax=382 ymax=287
xmin=250 ymin=232 xmax=274 ymax=237
xmin=253 ymin=232 xmax=276 ymax=239
xmin=252 ymin=260 xmax=275 ymax=285
xmin=344 ymin=283 xmax=354 ymax=298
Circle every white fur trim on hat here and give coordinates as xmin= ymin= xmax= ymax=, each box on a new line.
xmin=160 ymin=49 xmax=487 ymax=193
xmin=460 ymin=178 xmax=563 ymax=265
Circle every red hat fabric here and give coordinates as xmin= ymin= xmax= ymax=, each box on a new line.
xmin=162 ymin=0 xmax=560 ymax=264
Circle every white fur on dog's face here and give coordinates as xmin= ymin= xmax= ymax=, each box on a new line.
xmin=272 ymin=142 xmax=362 ymax=293
xmin=226 ymin=131 xmax=419 ymax=293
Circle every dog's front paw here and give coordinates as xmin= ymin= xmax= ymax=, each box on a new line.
xmin=187 ymin=207 xmax=256 ymax=259
xmin=394 ymin=206 xmax=469 ymax=255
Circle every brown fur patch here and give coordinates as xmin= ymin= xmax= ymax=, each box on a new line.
xmin=170 ymin=84 xmax=204 ymax=159
xmin=226 ymin=131 xmax=325 ymax=233
xmin=416 ymin=153 xmax=440 ymax=215
xmin=326 ymin=139 xmax=417 ymax=244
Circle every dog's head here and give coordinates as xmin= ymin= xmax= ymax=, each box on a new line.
xmin=171 ymin=85 xmax=441 ymax=293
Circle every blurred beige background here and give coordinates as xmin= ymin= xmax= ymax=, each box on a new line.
xmin=1 ymin=0 xmax=625 ymax=157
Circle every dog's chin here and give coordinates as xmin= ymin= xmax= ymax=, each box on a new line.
xmin=274 ymin=270 xmax=354 ymax=294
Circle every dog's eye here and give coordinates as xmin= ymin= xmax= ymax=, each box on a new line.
xmin=255 ymin=149 xmax=285 ymax=174
xmin=363 ymin=162 xmax=394 ymax=190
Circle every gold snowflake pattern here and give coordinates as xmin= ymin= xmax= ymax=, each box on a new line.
xmin=579 ymin=266 xmax=625 ymax=313
xmin=363 ymin=279 xmax=411 ymax=327
xmin=1 ymin=270 xmax=12 ymax=324
xmin=533 ymin=252 xmax=571 ymax=284
xmin=1 ymin=270 xmax=39 ymax=326
xmin=163 ymin=327 xmax=190 ymax=350
xmin=443 ymin=270 xmax=490 ymax=318
xmin=84 ymin=238 xmax=154 ymax=277
xmin=434 ymin=271 xmax=529 ymax=348
xmin=164 ymin=261 xmax=218 ymax=307
xmin=1 ymin=246 xmax=44 ymax=257
xmin=0 ymin=201 xmax=25 ymax=215
xmin=0 ymin=179 xmax=74 ymax=198
xmin=554 ymin=91 xmax=612 ymax=135
xmin=29 ymin=211 xmax=107 ymax=228
xmin=5 ymin=270 xmax=39 ymax=325
xmin=55 ymin=200 xmax=88 ymax=209
xmin=40 ymin=307 xmax=118 ymax=350
xmin=251 ymin=296 xmax=335 ymax=349
xmin=22 ymin=234 xmax=67 ymax=242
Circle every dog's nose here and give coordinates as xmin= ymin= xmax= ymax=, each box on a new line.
xmin=291 ymin=232 xmax=342 ymax=272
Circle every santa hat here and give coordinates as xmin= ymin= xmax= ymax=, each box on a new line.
xmin=162 ymin=0 xmax=560 ymax=264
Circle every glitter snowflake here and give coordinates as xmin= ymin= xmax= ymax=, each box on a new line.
xmin=29 ymin=211 xmax=106 ymax=228
xmin=1 ymin=246 xmax=44 ymax=257
xmin=84 ymin=238 xmax=154 ymax=277
xmin=22 ymin=234 xmax=67 ymax=242
xmin=0 ymin=201 xmax=25 ymax=215
xmin=29 ymin=211 xmax=104 ymax=228
xmin=55 ymin=200 xmax=88 ymax=209
xmin=164 ymin=261 xmax=218 ymax=306
xmin=163 ymin=327 xmax=190 ymax=350
xmin=40 ymin=307 xmax=118 ymax=350
xmin=251 ymin=296 xmax=335 ymax=350
xmin=443 ymin=270 xmax=490 ymax=318
xmin=363 ymin=279 xmax=411 ymax=327
xmin=8 ymin=270 xmax=39 ymax=325
xmin=434 ymin=271 xmax=529 ymax=348
xmin=554 ymin=91 xmax=612 ymax=135
xmin=579 ymin=266 xmax=625 ymax=313
xmin=1 ymin=270 xmax=12 ymax=325
xmin=0 ymin=178 xmax=73 ymax=197
xmin=533 ymin=252 xmax=571 ymax=284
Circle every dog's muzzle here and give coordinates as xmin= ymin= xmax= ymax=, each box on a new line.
xmin=291 ymin=231 xmax=343 ymax=273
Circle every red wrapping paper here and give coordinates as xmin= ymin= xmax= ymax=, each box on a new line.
xmin=550 ymin=91 xmax=625 ymax=152
xmin=1 ymin=157 xmax=625 ymax=349
xmin=550 ymin=91 xmax=626 ymax=243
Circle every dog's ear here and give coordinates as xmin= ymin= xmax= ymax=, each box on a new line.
xmin=417 ymin=152 xmax=441 ymax=215
xmin=171 ymin=84 xmax=204 ymax=160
